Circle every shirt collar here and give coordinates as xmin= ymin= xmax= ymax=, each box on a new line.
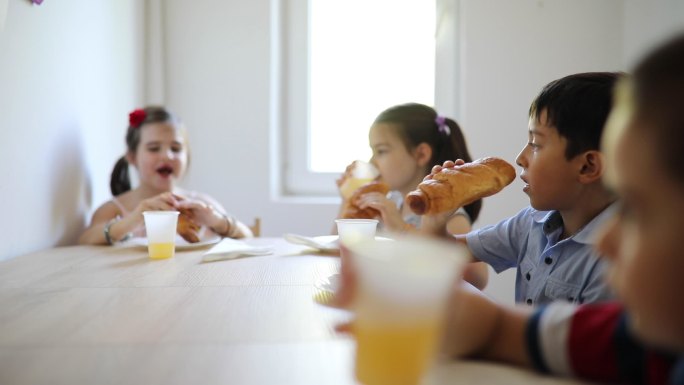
xmin=531 ymin=202 xmax=619 ymax=245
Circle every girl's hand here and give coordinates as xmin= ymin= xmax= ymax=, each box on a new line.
xmin=354 ymin=192 xmax=405 ymax=231
xmin=336 ymin=161 xmax=357 ymax=188
xmin=131 ymin=192 xmax=180 ymax=220
xmin=175 ymin=198 xmax=225 ymax=230
xmin=336 ymin=161 xmax=359 ymax=203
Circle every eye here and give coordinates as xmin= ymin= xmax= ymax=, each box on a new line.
xmin=171 ymin=144 xmax=183 ymax=153
xmin=527 ymin=142 xmax=540 ymax=151
xmin=147 ymin=145 xmax=161 ymax=152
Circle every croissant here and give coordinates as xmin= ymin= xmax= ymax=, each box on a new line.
xmin=342 ymin=181 xmax=390 ymax=219
xmin=177 ymin=208 xmax=201 ymax=243
xmin=406 ymin=157 xmax=516 ymax=215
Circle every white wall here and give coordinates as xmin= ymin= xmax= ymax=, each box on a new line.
xmin=0 ymin=0 xmax=143 ymax=261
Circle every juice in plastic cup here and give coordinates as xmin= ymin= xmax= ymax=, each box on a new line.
xmin=348 ymin=236 xmax=467 ymax=385
xmin=340 ymin=161 xmax=380 ymax=199
xmin=142 ymin=211 xmax=180 ymax=260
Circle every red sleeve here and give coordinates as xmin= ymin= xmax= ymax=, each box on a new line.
xmin=568 ymin=303 xmax=675 ymax=384
xmin=567 ymin=302 xmax=623 ymax=381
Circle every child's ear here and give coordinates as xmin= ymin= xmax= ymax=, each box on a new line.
xmin=413 ymin=142 xmax=433 ymax=167
xmin=578 ymin=150 xmax=604 ymax=183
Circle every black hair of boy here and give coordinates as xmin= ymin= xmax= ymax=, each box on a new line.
xmin=529 ymin=72 xmax=624 ymax=159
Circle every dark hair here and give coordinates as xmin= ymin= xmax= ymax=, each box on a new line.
xmin=529 ymin=72 xmax=623 ymax=159
xmin=110 ymin=106 xmax=179 ymax=196
xmin=632 ymin=33 xmax=684 ymax=186
xmin=373 ymin=103 xmax=481 ymax=222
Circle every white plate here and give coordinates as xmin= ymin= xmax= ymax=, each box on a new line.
xmin=118 ymin=234 xmax=222 ymax=250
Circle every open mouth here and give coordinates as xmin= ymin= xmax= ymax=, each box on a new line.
xmin=156 ymin=165 xmax=174 ymax=177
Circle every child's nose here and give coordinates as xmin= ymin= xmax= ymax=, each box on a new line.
xmin=515 ymin=148 xmax=527 ymax=168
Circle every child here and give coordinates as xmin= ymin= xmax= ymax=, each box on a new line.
xmin=423 ymin=72 xmax=621 ymax=305
xmin=336 ymin=103 xmax=489 ymax=289
xmin=440 ymin=33 xmax=684 ymax=384
xmin=78 ymin=106 xmax=252 ymax=245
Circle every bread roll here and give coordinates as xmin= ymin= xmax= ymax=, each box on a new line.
xmin=342 ymin=181 xmax=390 ymax=219
xmin=177 ymin=209 xmax=201 ymax=243
xmin=406 ymin=157 xmax=516 ymax=215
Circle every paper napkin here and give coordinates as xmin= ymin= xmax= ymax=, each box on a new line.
xmin=201 ymin=238 xmax=273 ymax=263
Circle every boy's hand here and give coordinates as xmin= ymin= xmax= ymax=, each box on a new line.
xmin=419 ymin=159 xmax=467 ymax=235
xmin=424 ymin=159 xmax=466 ymax=181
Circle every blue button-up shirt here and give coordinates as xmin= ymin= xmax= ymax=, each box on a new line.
xmin=466 ymin=204 xmax=617 ymax=305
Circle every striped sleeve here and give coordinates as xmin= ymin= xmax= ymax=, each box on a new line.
xmin=527 ymin=302 xmax=677 ymax=384
xmin=526 ymin=302 xmax=576 ymax=376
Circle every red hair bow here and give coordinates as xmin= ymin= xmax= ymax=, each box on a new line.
xmin=129 ymin=109 xmax=146 ymax=128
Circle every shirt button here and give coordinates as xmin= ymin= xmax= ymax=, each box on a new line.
xmin=544 ymin=256 xmax=553 ymax=265
xmin=525 ymin=272 xmax=531 ymax=281
xmin=526 ymin=299 xmax=533 ymax=305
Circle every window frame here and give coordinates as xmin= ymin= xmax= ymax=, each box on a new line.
xmin=271 ymin=0 xmax=461 ymax=199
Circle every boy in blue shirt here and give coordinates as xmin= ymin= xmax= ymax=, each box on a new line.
xmin=424 ymin=72 xmax=621 ymax=305
xmin=440 ymin=34 xmax=684 ymax=383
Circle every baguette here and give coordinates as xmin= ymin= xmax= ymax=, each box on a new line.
xmin=342 ymin=181 xmax=390 ymax=219
xmin=406 ymin=157 xmax=516 ymax=215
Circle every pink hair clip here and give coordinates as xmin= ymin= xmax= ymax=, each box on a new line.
xmin=435 ymin=115 xmax=450 ymax=136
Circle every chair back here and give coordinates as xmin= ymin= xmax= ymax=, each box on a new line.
xmin=250 ymin=217 xmax=261 ymax=237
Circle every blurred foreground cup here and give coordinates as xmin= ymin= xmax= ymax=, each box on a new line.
xmin=142 ymin=211 xmax=180 ymax=260
xmin=348 ymin=236 xmax=467 ymax=385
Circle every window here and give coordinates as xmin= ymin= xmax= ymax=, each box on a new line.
xmin=276 ymin=0 xmax=457 ymax=197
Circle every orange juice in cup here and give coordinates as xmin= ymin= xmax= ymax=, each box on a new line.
xmin=355 ymin=318 xmax=442 ymax=385
xmin=340 ymin=161 xmax=380 ymax=199
xmin=348 ymin=236 xmax=467 ymax=385
xmin=147 ymin=242 xmax=176 ymax=260
xmin=142 ymin=211 xmax=180 ymax=260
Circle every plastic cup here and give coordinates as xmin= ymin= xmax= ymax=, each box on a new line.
xmin=142 ymin=211 xmax=180 ymax=260
xmin=340 ymin=161 xmax=380 ymax=199
xmin=347 ymin=235 xmax=467 ymax=385
xmin=335 ymin=219 xmax=379 ymax=247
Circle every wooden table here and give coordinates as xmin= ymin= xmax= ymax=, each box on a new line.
xmin=0 ymin=238 xmax=589 ymax=385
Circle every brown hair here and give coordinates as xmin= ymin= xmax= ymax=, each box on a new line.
xmin=373 ymin=103 xmax=481 ymax=222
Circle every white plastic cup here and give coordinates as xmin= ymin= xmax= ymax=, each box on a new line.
xmin=334 ymin=219 xmax=379 ymax=247
xmin=347 ymin=235 xmax=467 ymax=385
xmin=339 ymin=160 xmax=380 ymax=199
xmin=142 ymin=211 xmax=180 ymax=260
